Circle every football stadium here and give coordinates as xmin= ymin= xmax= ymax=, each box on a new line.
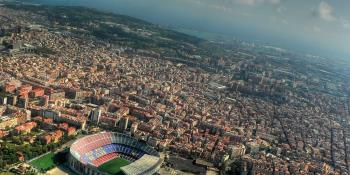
xmin=69 ymin=132 xmax=162 ymax=175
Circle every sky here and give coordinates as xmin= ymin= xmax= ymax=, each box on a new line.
xmin=29 ymin=0 xmax=350 ymax=59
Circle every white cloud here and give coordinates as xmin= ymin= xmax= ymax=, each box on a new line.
xmin=319 ymin=1 xmax=336 ymax=21
xmin=316 ymin=2 xmax=350 ymax=29
xmin=313 ymin=26 xmax=321 ymax=32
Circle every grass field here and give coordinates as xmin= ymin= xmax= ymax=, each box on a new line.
xmin=29 ymin=152 xmax=56 ymax=171
xmin=98 ymin=157 xmax=129 ymax=175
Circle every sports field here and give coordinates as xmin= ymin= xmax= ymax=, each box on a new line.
xmin=98 ymin=157 xmax=129 ymax=175
xmin=29 ymin=152 xmax=56 ymax=171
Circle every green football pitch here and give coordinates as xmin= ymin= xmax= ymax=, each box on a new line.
xmin=29 ymin=152 xmax=56 ymax=171
xmin=98 ymin=157 xmax=130 ymax=175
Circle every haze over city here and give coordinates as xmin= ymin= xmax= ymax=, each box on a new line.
xmin=30 ymin=0 xmax=350 ymax=59
xmin=1 ymin=0 xmax=350 ymax=175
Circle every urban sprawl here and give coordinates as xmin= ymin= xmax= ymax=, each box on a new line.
xmin=0 ymin=3 xmax=350 ymax=175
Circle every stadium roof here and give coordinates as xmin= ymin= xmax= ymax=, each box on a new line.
xmin=121 ymin=154 xmax=162 ymax=175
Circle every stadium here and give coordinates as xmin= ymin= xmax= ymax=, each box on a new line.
xmin=69 ymin=132 xmax=162 ymax=175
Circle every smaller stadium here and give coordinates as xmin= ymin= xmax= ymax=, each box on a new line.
xmin=69 ymin=132 xmax=162 ymax=175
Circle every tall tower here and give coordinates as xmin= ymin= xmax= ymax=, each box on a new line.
xmin=90 ymin=108 xmax=101 ymax=124
xmin=42 ymin=95 xmax=49 ymax=107
xmin=240 ymin=161 xmax=248 ymax=175
xmin=330 ymin=128 xmax=336 ymax=167
xmin=118 ymin=116 xmax=129 ymax=132
xmin=17 ymin=97 xmax=28 ymax=109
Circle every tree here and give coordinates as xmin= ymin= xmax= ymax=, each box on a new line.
xmin=12 ymin=136 xmax=21 ymax=145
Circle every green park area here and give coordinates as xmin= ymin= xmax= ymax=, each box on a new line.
xmin=29 ymin=152 xmax=56 ymax=172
